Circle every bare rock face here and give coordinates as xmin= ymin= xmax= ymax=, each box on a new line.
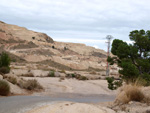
xmin=0 ymin=21 xmax=54 ymax=43
xmin=0 ymin=20 xmax=119 ymax=76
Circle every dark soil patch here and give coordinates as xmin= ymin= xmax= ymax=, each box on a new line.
xmin=32 ymin=49 xmax=54 ymax=56
xmin=91 ymin=52 xmax=106 ymax=58
xmin=38 ymin=59 xmax=74 ymax=71
xmin=12 ymin=41 xmax=38 ymax=49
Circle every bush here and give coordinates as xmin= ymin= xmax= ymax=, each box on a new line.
xmin=47 ymin=71 xmax=55 ymax=77
xmin=116 ymin=85 xmax=145 ymax=104
xmin=106 ymin=77 xmax=122 ymax=90
xmin=0 ymin=52 xmax=11 ymax=74
xmin=77 ymin=76 xmax=88 ymax=80
xmin=25 ymin=79 xmax=43 ymax=90
xmin=0 ymin=52 xmax=10 ymax=67
xmin=17 ymin=79 xmax=43 ymax=90
xmin=0 ymin=66 xmax=10 ymax=74
xmin=0 ymin=80 xmax=10 ymax=96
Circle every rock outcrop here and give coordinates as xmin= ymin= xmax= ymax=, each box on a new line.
xmin=0 ymin=21 xmax=118 ymax=76
xmin=0 ymin=21 xmax=54 ymax=43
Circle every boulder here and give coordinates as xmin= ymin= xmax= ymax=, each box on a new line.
xmin=54 ymin=72 xmax=60 ymax=77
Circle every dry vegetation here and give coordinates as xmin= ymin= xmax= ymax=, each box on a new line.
xmin=0 ymin=80 xmax=10 ymax=96
xmin=17 ymin=79 xmax=43 ymax=91
xmin=115 ymin=84 xmax=150 ymax=104
xmin=21 ymin=73 xmax=34 ymax=77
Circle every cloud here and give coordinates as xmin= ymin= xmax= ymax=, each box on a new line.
xmin=0 ymin=0 xmax=150 ymax=50
xmin=93 ymin=45 xmax=100 ymax=49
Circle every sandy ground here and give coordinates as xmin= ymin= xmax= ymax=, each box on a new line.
xmin=23 ymin=77 xmax=117 ymax=96
xmin=25 ymin=101 xmax=115 ymax=113
xmin=6 ymin=75 xmax=117 ymax=113
xmin=21 ymin=78 xmax=117 ymax=113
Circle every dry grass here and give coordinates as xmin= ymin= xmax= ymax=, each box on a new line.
xmin=17 ymin=79 xmax=43 ymax=91
xmin=89 ymin=71 xmax=97 ymax=75
xmin=21 ymin=73 xmax=34 ymax=77
xmin=116 ymin=84 xmax=145 ymax=104
xmin=0 ymin=80 xmax=10 ymax=96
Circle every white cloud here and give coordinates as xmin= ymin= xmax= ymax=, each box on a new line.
xmin=93 ymin=45 xmax=99 ymax=49
xmin=0 ymin=0 xmax=150 ymax=50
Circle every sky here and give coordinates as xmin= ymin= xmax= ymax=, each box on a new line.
xmin=0 ymin=0 xmax=150 ymax=51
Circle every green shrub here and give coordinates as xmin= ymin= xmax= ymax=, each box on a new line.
xmin=0 ymin=52 xmax=10 ymax=67
xmin=106 ymin=77 xmax=122 ymax=90
xmin=47 ymin=71 xmax=55 ymax=77
xmin=71 ymin=74 xmax=76 ymax=78
xmin=0 ymin=80 xmax=10 ymax=96
xmin=0 ymin=52 xmax=11 ymax=74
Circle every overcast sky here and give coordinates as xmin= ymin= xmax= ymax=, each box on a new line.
xmin=0 ymin=0 xmax=150 ymax=51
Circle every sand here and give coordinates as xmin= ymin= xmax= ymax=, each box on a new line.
xmin=26 ymin=101 xmax=115 ymax=113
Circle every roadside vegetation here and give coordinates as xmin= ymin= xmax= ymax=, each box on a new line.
xmin=17 ymin=79 xmax=43 ymax=91
xmin=0 ymin=52 xmax=11 ymax=74
xmin=107 ymin=29 xmax=150 ymax=103
xmin=0 ymin=80 xmax=10 ymax=96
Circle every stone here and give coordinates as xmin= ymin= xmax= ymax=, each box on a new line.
xmin=54 ymin=72 xmax=60 ymax=77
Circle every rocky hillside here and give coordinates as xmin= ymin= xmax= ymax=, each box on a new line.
xmin=0 ymin=21 xmax=118 ymax=75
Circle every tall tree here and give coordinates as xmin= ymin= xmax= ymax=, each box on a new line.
xmin=108 ymin=30 xmax=150 ymax=85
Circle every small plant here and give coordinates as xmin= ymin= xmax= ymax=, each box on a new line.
xmin=17 ymin=79 xmax=43 ymax=90
xmin=47 ymin=71 xmax=55 ymax=77
xmin=0 ymin=80 xmax=10 ymax=96
xmin=64 ymin=47 xmax=67 ymax=50
xmin=0 ymin=52 xmax=11 ymax=74
xmin=71 ymin=74 xmax=76 ymax=78
xmin=25 ymin=79 xmax=43 ymax=90
xmin=32 ymin=37 xmax=35 ymax=40
xmin=106 ymin=77 xmax=122 ymax=90
xmin=52 ymin=45 xmax=55 ymax=49
xmin=77 ymin=75 xmax=88 ymax=80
